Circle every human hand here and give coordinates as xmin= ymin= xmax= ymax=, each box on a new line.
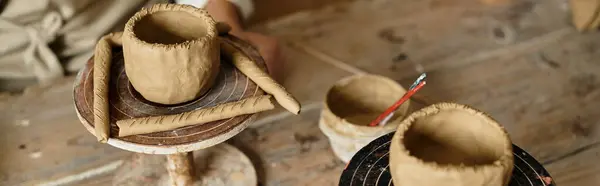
xmin=234 ymin=31 xmax=283 ymax=83
xmin=204 ymin=0 xmax=283 ymax=82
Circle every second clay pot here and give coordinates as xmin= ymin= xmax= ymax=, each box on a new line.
xmin=390 ymin=103 xmax=514 ymax=186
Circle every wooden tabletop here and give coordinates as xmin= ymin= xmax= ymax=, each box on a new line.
xmin=4 ymin=0 xmax=600 ymax=185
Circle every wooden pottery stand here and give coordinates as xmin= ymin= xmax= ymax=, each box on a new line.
xmin=73 ymin=35 xmax=264 ymax=186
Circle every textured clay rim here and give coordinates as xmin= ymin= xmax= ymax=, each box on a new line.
xmin=391 ymin=102 xmax=514 ymax=171
xmin=124 ymin=3 xmax=218 ymax=50
xmin=323 ymin=74 xmax=411 ymax=133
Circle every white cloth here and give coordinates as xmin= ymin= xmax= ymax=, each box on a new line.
xmin=0 ymin=0 xmax=253 ymax=88
xmin=0 ymin=0 xmax=154 ymax=84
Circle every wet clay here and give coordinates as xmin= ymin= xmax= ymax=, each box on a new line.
xmin=390 ymin=103 xmax=514 ymax=186
xmin=93 ymin=32 xmax=123 ymax=143
xmin=221 ymin=42 xmax=300 ymax=114
xmin=117 ymin=95 xmax=275 ymax=137
xmin=123 ymin=4 xmax=220 ymax=105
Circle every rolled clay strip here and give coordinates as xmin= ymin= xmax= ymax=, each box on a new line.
xmin=221 ymin=42 xmax=301 ymax=114
xmin=116 ymin=95 xmax=275 ymax=137
xmin=587 ymin=4 xmax=600 ymax=31
xmin=570 ymin=0 xmax=600 ymax=31
xmin=93 ymin=32 xmax=123 ymax=143
xmin=389 ymin=103 xmax=514 ymax=186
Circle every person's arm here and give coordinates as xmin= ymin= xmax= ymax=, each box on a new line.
xmin=175 ymin=0 xmax=283 ymax=81
xmin=175 ymin=0 xmax=252 ymax=29
xmin=204 ymin=0 xmax=245 ymax=36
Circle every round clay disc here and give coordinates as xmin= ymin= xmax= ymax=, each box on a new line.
xmin=73 ymin=35 xmax=267 ymax=154
xmin=113 ymin=143 xmax=257 ymax=186
xmin=339 ymin=132 xmax=556 ymax=186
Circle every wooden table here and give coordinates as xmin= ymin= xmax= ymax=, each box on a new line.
xmin=4 ymin=0 xmax=600 ymax=185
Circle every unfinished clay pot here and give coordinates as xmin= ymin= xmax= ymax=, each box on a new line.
xmin=389 ymin=103 xmax=514 ymax=186
xmin=319 ymin=74 xmax=410 ymax=163
xmin=122 ymin=4 xmax=220 ymax=105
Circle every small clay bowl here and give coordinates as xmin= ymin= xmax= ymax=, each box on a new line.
xmin=319 ymin=74 xmax=411 ymax=163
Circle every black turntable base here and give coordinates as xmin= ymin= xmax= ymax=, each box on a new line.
xmin=339 ymin=132 xmax=556 ymax=186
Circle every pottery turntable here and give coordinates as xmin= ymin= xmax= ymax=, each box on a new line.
xmin=338 ymin=103 xmax=557 ymax=186
xmin=73 ymin=4 xmax=299 ymax=186
xmin=340 ymin=132 xmax=556 ymax=186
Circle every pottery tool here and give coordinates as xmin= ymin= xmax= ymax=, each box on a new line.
xmin=368 ymin=73 xmax=427 ymax=127
xmin=339 ymin=132 xmax=556 ymax=186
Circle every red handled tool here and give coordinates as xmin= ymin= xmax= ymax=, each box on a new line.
xmin=368 ymin=73 xmax=427 ymax=127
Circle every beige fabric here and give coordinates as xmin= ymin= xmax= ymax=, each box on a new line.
xmin=0 ymin=0 xmax=158 ymax=85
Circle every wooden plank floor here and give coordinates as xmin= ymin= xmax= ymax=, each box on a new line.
xmin=1 ymin=0 xmax=599 ymax=185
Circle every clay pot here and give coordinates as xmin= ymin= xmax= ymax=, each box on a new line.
xmin=122 ymin=4 xmax=220 ymax=105
xmin=319 ymin=74 xmax=411 ymax=163
xmin=389 ymin=103 xmax=514 ymax=186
